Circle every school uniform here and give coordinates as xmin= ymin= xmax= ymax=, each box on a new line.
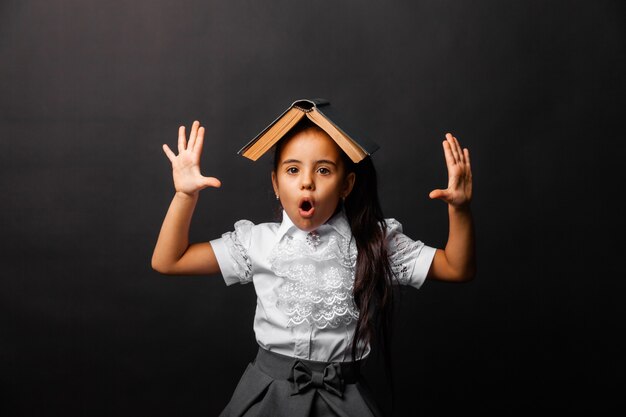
xmin=210 ymin=209 xmax=436 ymax=417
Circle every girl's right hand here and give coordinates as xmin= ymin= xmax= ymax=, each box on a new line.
xmin=162 ymin=120 xmax=222 ymax=197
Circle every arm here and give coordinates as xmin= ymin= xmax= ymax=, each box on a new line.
xmin=426 ymin=133 xmax=476 ymax=282
xmin=151 ymin=121 xmax=222 ymax=276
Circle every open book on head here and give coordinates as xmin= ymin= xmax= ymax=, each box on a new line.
xmin=238 ymin=98 xmax=380 ymax=163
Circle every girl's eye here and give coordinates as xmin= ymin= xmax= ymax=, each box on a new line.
xmin=287 ymin=167 xmax=299 ymax=174
xmin=318 ymin=167 xmax=331 ymax=175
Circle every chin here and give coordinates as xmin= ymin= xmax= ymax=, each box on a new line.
xmin=295 ymin=220 xmax=318 ymax=232
xmin=286 ymin=206 xmax=334 ymax=232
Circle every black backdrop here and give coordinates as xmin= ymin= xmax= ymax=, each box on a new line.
xmin=2 ymin=1 xmax=625 ymax=416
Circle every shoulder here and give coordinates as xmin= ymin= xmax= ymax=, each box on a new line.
xmin=381 ymin=218 xmax=436 ymax=287
xmin=382 ymin=218 xmax=427 ymax=254
xmin=227 ymin=218 xmax=280 ymax=231
xmin=383 ymin=218 xmax=403 ymax=235
xmin=211 ymin=218 xmax=280 ymax=270
xmin=225 ymin=219 xmax=281 ymax=246
xmin=238 ymin=219 xmax=281 ymax=235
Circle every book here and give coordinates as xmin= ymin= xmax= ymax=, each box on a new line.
xmin=238 ymin=98 xmax=380 ymax=163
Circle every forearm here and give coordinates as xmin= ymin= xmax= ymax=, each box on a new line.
xmin=442 ymin=205 xmax=476 ymax=280
xmin=151 ymin=191 xmax=199 ymax=271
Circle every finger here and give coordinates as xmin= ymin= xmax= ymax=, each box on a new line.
xmin=162 ymin=144 xmax=176 ymax=162
xmin=442 ymin=140 xmax=456 ymax=168
xmin=452 ymin=135 xmax=464 ymax=163
xmin=204 ymin=176 xmax=222 ymax=188
xmin=464 ymin=148 xmax=472 ymax=173
xmin=429 ymin=189 xmax=449 ymax=201
xmin=178 ymin=125 xmax=186 ymax=154
xmin=188 ymin=120 xmax=200 ymax=150
xmin=193 ymin=126 xmax=205 ymax=154
xmin=446 ymin=133 xmax=460 ymax=163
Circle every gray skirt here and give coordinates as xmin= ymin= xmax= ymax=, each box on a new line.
xmin=219 ymin=347 xmax=383 ymax=417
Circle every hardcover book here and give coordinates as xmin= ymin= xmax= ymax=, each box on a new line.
xmin=238 ymin=98 xmax=379 ymax=163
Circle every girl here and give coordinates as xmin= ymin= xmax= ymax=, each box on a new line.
xmin=152 ymin=117 xmax=475 ymax=416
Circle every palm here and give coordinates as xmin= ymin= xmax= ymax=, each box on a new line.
xmin=162 ymin=121 xmax=221 ymax=196
xmin=429 ymin=133 xmax=472 ymax=208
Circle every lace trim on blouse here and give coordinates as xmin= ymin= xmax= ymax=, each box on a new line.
xmin=220 ymin=220 xmax=253 ymax=284
xmin=269 ymin=232 xmax=359 ymax=329
xmin=386 ymin=219 xmax=424 ymax=285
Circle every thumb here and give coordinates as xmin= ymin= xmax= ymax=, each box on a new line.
xmin=429 ymin=189 xmax=446 ymax=200
xmin=204 ymin=176 xmax=222 ymax=188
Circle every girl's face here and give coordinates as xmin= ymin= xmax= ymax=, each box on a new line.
xmin=272 ymin=127 xmax=355 ymax=232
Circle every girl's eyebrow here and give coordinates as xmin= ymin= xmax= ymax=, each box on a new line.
xmin=316 ymin=159 xmax=338 ymax=166
xmin=281 ymin=159 xmax=338 ymax=166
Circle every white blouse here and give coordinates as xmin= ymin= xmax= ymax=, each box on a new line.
xmin=210 ymin=209 xmax=436 ymax=362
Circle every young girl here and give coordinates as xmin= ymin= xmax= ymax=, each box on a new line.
xmin=152 ymin=116 xmax=475 ymax=416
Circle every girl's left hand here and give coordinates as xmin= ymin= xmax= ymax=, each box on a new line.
xmin=429 ymin=133 xmax=473 ymax=208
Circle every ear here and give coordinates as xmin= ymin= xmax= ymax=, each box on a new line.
xmin=342 ymin=172 xmax=356 ymax=198
xmin=271 ymin=171 xmax=279 ymax=196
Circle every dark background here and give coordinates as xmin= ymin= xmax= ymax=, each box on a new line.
xmin=1 ymin=0 xmax=624 ymax=415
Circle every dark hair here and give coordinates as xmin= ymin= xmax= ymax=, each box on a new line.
xmin=272 ymin=119 xmax=394 ymax=368
xmin=343 ymin=156 xmax=394 ymax=365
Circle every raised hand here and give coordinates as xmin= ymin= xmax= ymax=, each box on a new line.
xmin=429 ymin=133 xmax=472 ymax=208
xmin=162 ymin=120 xmax=221 ymax=197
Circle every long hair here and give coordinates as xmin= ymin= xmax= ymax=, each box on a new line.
xmin=343 ymin=156 xmax=394 ymax=366
xmin=272 ymin=119 xmax=394 ymax=369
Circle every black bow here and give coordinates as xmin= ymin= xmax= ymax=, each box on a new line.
xmin=289 ymin=360 xmax=344 ymax=397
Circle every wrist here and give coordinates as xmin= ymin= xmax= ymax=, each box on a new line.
xmin=448 ymin=203 xmax=472 ymax=215
xmin=175 ymin=190 xmax=199 ymax=201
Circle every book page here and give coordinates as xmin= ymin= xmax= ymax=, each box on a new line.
xmin=307 ymin=110 xmax=366 ymax=162
xmin=242 ymin=107 xmax=305 ymax=160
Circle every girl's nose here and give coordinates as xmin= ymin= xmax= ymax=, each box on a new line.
xmin=300 ymin=174 xmax=314 ymax=190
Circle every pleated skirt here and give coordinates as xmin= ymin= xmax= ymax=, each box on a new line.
xmin=219 ymin=347 xmax=383 ymax=417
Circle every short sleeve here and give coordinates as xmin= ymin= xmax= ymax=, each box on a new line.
xmin=385 ymin=219 xmax=437 ymax=289
xmin=210 ymin=220 xmax=255 ymax=286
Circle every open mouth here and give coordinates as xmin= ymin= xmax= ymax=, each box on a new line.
xmin=298 ymin=198 xmax=315 ymax=217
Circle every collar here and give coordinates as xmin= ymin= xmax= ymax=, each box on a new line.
xmin=276 ymin=209 xmax=352 ymax=242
